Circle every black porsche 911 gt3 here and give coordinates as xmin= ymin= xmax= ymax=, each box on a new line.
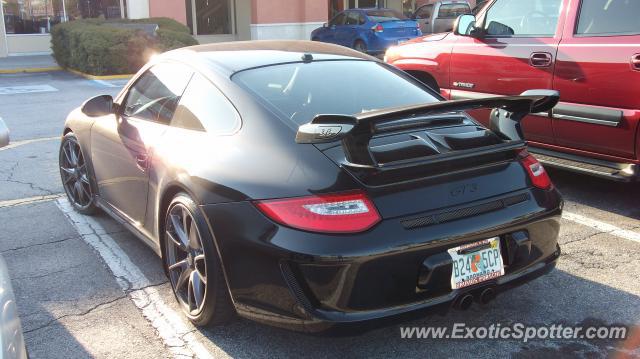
xmin=59 ymin=40 xmax=562 ymax=331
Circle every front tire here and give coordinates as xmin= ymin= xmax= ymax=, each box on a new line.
xmin=164 ymin=193 xmax=235 ymax=326
xmin=354 ymin=40 xmax=367 ymax=53
xmin=59 ymin=133 xmax=98 ymax=215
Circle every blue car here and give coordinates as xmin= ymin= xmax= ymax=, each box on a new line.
xmin=311 ymin=8 xmax=421 ymax=55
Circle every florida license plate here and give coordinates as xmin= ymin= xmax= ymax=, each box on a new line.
xmin=448 ymin=238 xmax=505 ymax=289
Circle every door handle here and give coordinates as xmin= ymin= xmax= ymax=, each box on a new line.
xmin=529 ymin=52 xmax=553 ymax=68
xmin=632 ymin=54 xmax=640 ymax=71
xmin=136 ymin=153 xmax=149 ymax=171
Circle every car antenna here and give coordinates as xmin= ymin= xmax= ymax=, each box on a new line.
xmin=302 ymin=53 xmax=314 ymax=63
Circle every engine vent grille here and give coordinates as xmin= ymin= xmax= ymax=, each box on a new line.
xmin=401 ymin=193 xmax=531 ymax=230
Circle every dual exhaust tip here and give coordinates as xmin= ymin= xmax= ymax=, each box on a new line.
xmin=454 ymin=287 xmax=496 ymax=311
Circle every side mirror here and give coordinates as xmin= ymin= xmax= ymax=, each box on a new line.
xmin=296 ymin=114 xmax=357 ymax=144
xmin=454 ymin=14 xmax=478 ymax=36
xmin=81 ymin=95 xmax=114 ymax=117
xmin=323 ymin=22 xmax=328 ymax=28
xmin=0 ymin=118 xmax=9 ymax=148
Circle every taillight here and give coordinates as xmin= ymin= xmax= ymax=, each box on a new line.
xmin=372 ymin=24 xmax=384 ymax=32
xmin=519 ymin=152 xmax=552 ymax=190
xmin=254 ymin=191 xmax=381 ymax=234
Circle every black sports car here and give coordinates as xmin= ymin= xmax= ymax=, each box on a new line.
xmin=60 ymin=41 xmax=562 ymax=331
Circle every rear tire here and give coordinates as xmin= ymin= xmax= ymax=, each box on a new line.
xmin=164 ymin=193 xmax=235 ymax=326
xmin=354 ymin=40 xmax=367 ymax=53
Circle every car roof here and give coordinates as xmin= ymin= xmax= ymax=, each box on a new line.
xmin=166 ymin=40 xmax=378 ymax=75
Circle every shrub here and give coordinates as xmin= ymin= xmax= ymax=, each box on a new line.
xmin=51 ymin=18 xmax=198 ymax=75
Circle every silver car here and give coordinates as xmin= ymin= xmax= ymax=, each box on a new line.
xmin=0 ymin=118 xmax=27 ymax=359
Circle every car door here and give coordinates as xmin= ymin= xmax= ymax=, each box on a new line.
xmin=449 ymin=0 xmax=565 ymax=144
xmin=336 ymin=11 xmax=360 ymax=47
xmin=414 ymin=4 xmax=434 ymax=34
xmin=552 ymin=0 xmax=640 ymax=159
xmin=322 ymin=12 xmax=347 ymax=44
xmin=90 ymin=63 xmax=193 ymax=224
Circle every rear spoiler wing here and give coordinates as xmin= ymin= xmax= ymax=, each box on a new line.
xmin=296 ymin=90 xmax=559 ymax=166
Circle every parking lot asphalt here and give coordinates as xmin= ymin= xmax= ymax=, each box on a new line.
xmin=0 ymin=71 xmax=639 ymax=358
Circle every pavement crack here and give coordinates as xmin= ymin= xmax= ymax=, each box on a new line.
xmin=127 ymin=280 xmax=170 ymax=294
xmin=23 ymin=294 xmax=128 ymax=334
xmin=11 ymin=263 xmax=84 ymax=280
xmin=561 ymin=231 xmax=605 ymax=246
xmin=1 ymin=235 xmax=80 ymax=253
xmin=3 ymin=178 xmax=56 ymax=195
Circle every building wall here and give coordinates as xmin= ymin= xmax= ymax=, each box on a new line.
xmin=250 ymin=0 xmax=328 ymax=40
xmin=6 ymin=34 xmax=52 ymax=55
xmin=0 ymin=4 xmax=8 ymax=57
xmin=149 ymin=0 xmax=187 ymax=25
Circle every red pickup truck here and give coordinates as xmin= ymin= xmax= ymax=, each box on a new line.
xmin=385 ymin=0 xmax=640 ymax=181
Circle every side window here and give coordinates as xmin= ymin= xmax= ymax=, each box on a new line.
xmin=345 ymin=12 xmax=360 ymax=25
xmin=172 ymin=74 xmax=240 ymax=134
xmin=576 ymin=0 xmax=640 ymax=36
xmin=358 ymin=13 xmax=366 ymax=25
xmin=484 ymin=0 xmax=562 ymax=37
xmin=437 ymin=4 xmax=471 ymax=19
xmin=330 ymin=13 xmax=346 ymax=26
xmin=122 ymin=63 xmax=193 ymax=124
xmin=416 ymin=5 xmax=433 ymax=19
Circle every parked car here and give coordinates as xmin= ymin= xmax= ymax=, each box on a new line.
xmin=472 ymin=0 xmax=489 ymax=15
xmin=412 ymin=0 xmax=471 ymax=34
xmin=311 ymin=8 xmax=421 ymax=55
xmin=0 ymin=119 xmax=28 ymax=359
xmin=60 ymin=40 xmax=562 ymax=332
xmin=0 ymin=118 xmax=9 ymax=148
xmin=386 ymin=0 xmax=640 ymax=182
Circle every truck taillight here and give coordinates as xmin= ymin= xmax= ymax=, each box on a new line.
xmin=254 ymin=191 xmax=381 ymax=234
xmin=519 ymin=151 xmax=552 ymax=190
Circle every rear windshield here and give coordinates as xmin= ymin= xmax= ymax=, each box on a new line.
xmin=366 ymin=9 xmax=408 ymax=22
xmin=438 ymin=4 xmax=471 ymax=18
xmin=232 ymin=61 xmax=439 ymax=126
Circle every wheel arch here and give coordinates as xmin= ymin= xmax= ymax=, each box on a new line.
xmin=156 ymin=181 xmax=237 ymax=305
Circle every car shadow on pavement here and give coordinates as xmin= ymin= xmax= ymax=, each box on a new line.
xmin=547 ymin=168 xmax=640 ymax=221
xmin=196 ymin=268 xmax=640 ymax=358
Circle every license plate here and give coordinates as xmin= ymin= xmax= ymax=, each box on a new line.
xmin=448 ymin=238 xmax=504 ymax=290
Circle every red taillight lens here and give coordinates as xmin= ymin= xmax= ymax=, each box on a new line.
xmin=519 ymin=152 xmax=552 ymax=190
xmin=254 ymin=191 xmax=381 ymax=234
xmin=372 ymin=24 xmax=384 ymax=32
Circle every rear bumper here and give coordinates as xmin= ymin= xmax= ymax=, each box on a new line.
xmin=366 ymin=34 xmax=419 ymax=54
xmin=201 ymin=188 xmax=562 ymax=332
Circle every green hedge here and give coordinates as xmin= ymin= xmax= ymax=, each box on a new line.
xmin=51 ymin=18 xmax=198 ymax=75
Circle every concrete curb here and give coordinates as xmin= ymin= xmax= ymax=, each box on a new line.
xmin=66 ymin=68 xmax=134 ymax=80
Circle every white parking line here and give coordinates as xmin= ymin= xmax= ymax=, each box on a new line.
xmin=0 ymin=194 xmax=63 ymax=208
xmin=0 ymin=136 xmax=59 ymax=151
xmin=92 ymin=79 xmax=118 ymax=88
xmin=0 ymin=85 xmax=59 ymax=95
xmin=563 ymin=211 xmax=640 ymax=244
xmin=55 ymin=198 xmax=214 ymax=359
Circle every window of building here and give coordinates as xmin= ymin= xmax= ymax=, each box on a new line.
xmin=576 ymin=0 xmax=640 ymax=36
xmin=2 ymin=0 xmax=124 ymax=35
xmin=185 ymin=0 xmax=234 ymax=35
